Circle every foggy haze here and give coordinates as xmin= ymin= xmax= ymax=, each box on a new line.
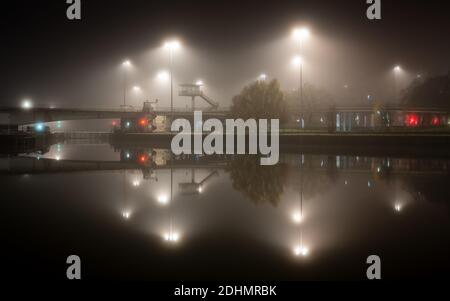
xmin=2 ymin=0 xmax=450 ymax=110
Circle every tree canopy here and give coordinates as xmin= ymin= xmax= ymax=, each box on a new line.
xmin=401 ymin=73 xmax=450 ymax=108
xmin=231 ymin=79 xmax=288 ymax=122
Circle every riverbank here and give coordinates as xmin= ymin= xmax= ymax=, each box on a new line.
xmin=110 ymin=131 xmax=450 ymax=158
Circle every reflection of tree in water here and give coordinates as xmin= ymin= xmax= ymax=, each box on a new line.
xmin=227 ymin=156 xmax=288 ymax=207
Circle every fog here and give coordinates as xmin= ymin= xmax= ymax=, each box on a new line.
xmin=2 ymin=0 xmax=450 ymax=111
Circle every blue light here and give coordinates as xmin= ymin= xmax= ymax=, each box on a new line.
xmin=35 ymin=123 xmax=44 ymax=132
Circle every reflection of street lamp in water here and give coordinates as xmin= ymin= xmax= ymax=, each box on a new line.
xmin=293 ymin=157 xmax=308 ymax=257
xmin=164 ymin=218 xmax=180 ymax=243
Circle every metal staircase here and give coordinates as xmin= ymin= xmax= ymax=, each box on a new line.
xmin=179 ymin=84 xmax=219 ymax=110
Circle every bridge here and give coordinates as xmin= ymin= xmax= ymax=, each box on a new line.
xmin=1 ymin=104 xmax=450 ymax=132
xmin=0 ymin=105 xmax=229 ymax=126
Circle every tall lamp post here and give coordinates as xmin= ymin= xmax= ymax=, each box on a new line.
xmin=122 ymin=60 xmax=132 ymax=107
xmin=393 ymin=65 xmax=402 ymax=101
xmin=163 ymin=40 xmax=181 ymax=122
xmin=292 ymin=27 xmax=310 ymax=128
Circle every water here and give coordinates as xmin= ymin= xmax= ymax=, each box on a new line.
xmin=1 ymin=142 xmax=450 ymax=280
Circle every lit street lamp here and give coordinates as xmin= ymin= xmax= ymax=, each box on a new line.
xmin=163 ymin=40 xmax=181 ymax=121
xmin=122 ymin=60 xmax=132 ymax=106
xmin=393 ymin=65 xmax=402 ymax=100
xmin=21 ymin=99 xmax=32 ymax=110
xmin=291 ymin=27 xmax=310 ymax=128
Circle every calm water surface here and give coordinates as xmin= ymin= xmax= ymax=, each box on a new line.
xmin=1 ymin=142 xmax=450 ymax=280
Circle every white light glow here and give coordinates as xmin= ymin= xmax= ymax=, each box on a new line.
xmin=157 ymin=71 xmax=170 ymax=82
xmin=291 ymin=211 xmax=303 ymax=223
xmin=163 ymin=40 xmax=181 ymax=51
xmin=294 ymin=246 xmax=309 ymax=256
xmin=122 ymin=210 xmax=131 ymax=219
xmin=195 ymin=80 xmax=204 ymax=86
xmin=259 ymin=73 xmax=267 ymax=81
xmin=132 ymin=85 xmax=141 ymax=92
xmin=292 ymin=27 xmax=310 ymax=41
xmin=292 ymin=56 xmax=302 ymax=66
xmin=21 ymin=99 xmax=32 ymax=109
xmin=395 ymin=203 xmax=402 ymax=212
xmin=132 ymin=180 xmax=140 ymax=187
xmin=394 ymin=65 xmax=401 ymax=72
xmin=157 ymin=194 xmax=169 ymax=205
xmin=122 ymin=60 xmax=132 ymax=68
xmin=164 ymin=232 xmax=179 ymax=242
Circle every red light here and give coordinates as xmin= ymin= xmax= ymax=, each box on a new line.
xmin=139 ymin=118 xmax=148 ymax=127
xmin=112 ymin=121 xmax=117 ymax=126
xmin=432 ymin=116 xmax=440 ymax=126
xmin=139 ymin=155 xmax=147 ymax=163
xmin=406 ymin=114 xmax=419 ymax=127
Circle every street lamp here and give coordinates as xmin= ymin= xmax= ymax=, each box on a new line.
xmin=163 ymin=39 xmax=181 ymax=121
xmin=291 ymin=27 xmax=310 ymax=129
xmin=21 ymin=99 xmax=32 ymax=110
xmin=393 ymin=65 xmax=402 ymax=100
xmin=122 ymin=60 xmax=132 ymax=106
xmin=157 ymin=70 xmax=170 ymax=82
xmin=292 ymin=28 xmax=310 ymax=41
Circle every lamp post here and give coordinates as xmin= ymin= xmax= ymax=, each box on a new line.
xmin=393 ymin=65 xmax=402 ymax=101
xmin=122 ymin=60 xmax=131 ymax=107
xmin=163 ymin=40 xmax=181 ymax=122
xmin=292 ymin=27 xmax=310 ymax=128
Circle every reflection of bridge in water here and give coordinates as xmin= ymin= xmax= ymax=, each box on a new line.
xmin=2 ymin=153 xmax=449 ymax=178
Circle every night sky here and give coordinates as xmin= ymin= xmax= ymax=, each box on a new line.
xmin=1 ymin=0 xmax=449 ymax=108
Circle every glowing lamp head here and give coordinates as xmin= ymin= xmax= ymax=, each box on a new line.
xmin=164 ymin=40 xmax=181 ymax=51
xmin=292 ymin=56 xmax=302 ymax=66
xmin=292 ymin=27 xmax=310 ymax=41
xmin=122 ymin=60 xmax=131 ymax=68
xmin=21 ymin=99 xmax=32 ymax=109
xmin=195 ymin=80 xmax=204 ymax=86
xmin=157 ymin=194 xmax=169 ymax=205
xmin=132 ymin=86 xmax=141 ymax=92
xmin=394 ymin=203 xmax=402 ymax=212
xmin=394 ymin=65 xmax=401 ymax=72
xmin=259 ymin=73 xmax=267 ymax=81
xmin=291 ymin=211 xmax=303 ymax=224
xmin=157 ymin=71 xmax=170 ymax=82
